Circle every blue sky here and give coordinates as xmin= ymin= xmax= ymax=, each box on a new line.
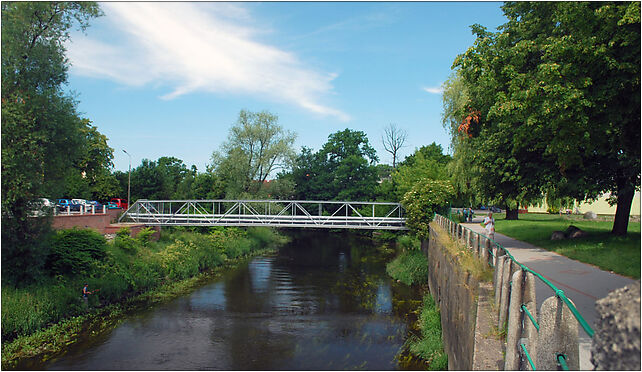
xmin=65 ymin=2 xmax=508 ymax=173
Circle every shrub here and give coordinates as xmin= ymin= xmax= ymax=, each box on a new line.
xmin=116 ymin=227 xmax=131 ymax=238
xmin=135 ymin=227 xmax=156 ymax=247
xmin=46 ymin=229 xmax=107 ymax=277
xmin=386 ymin=250 xmax=429 ymax=286
xmin=402 ymin=179 xmax=455 ymax=238
xmin=114 ymin=234 xmax=137 ymax=254
xmin=397 ymin=234 xmax=421 ymax=251
xmin=407 ymin=294 xmax=448 ymax=370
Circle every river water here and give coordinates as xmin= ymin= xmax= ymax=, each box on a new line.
xmin=38 ymin=230 xmax=424 ymax=370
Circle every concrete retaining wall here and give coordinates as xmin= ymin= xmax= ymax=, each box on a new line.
xmin=425 ymin=224 xmax=503 ymax=370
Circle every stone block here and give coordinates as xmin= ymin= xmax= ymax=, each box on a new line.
xmin=591 ymin=281 xmax=641 ymax=371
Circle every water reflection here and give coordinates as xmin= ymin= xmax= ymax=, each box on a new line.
xmin=42 ymin=230 xmax=422 ymax=370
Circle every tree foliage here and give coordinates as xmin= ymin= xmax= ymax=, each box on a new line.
xmin=291 ymin=129 xmax=380 ymax=201
xmin=1 ymin=2 xmax=102 ymax=284
xmin=392 ymin=143 xmax=451 ymax=201
xmin=211 ymin=110 xmax=296 ymax=197
xmin=451 ymin=2 xmax=640 ymax=231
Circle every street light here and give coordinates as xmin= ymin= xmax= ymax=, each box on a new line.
xmin=123 ymin=149 xmax=131 ymax=209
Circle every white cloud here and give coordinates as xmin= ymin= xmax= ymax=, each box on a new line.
xmin=66 ymin=3 xmax=349 ymax=121
xmin=422 ymin=86 xmax=444 ymax=94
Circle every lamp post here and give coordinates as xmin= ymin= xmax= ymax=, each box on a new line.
xmin=123 ymin=149 xmax=131 ymax=209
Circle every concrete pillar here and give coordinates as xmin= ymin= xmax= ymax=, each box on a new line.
xmin=498 ymin=259 xmax=514 ymax=327
xmin=537 ymin=296 xmax=579 ymax=371
xmin=505 ymin=269 xmax=524 ymax=370
xmin=92 ymin=205 xmax=95 ymax=214
xmin=494 ymin=255 xmax=506 ymax=307
xmin=522 ymin=272 xmax=538 ymax=371
xmin=480 ymin=236 xmax=489 ymax=267
xmin=505 ymin=270 xmax=539 ymax=370
xmin=67 ymin=205 xmax=70 ymax=215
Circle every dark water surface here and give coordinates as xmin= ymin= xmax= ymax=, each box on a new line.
xmin=40 ymin=230 xmax=423 ymax=370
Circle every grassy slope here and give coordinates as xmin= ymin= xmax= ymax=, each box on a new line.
xmin=494 ymin=213 xmax=640 ymax=278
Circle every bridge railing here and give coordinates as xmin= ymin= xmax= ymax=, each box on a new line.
xmin=434 ymin=214 xmax=593 ymax=371
xmin=119 ymin=199 xmax=407 ymax=230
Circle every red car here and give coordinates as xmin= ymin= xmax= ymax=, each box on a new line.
xmin=110 ymin=198 xmax=129 ymax=209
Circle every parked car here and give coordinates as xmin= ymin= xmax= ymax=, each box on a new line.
xmin=72 ymin=198 xmax=92 ymax=208
xmin=57 ymin=199 xmax=80 ymax=212
xmin=110 ymin=198 xmax=128 ymax=209
xmin=107 ymin=202 xmax=120 ymax=209
xmin=30 ymin=198 xmax=56 ymax=216
xmin=87 ymin=200 xmax=104 ymax=212
xmin=490 ymin=206 xmax=502 ymax=213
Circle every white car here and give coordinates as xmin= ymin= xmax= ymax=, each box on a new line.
xmin=31 ymin=198 xmax=56 ymax=216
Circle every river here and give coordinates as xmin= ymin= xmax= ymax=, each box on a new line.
xmin=36 ymin=230 xmax=424 ymax=370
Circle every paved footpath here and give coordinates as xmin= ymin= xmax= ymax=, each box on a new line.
xmin=462 ymin=217 xmax=636 ymax=370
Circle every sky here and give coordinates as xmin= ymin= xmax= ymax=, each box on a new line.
xmin=65 ymin=1 xmax=508 ymax=173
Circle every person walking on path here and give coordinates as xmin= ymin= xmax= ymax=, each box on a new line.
xmin=483 ymin=212 xmax=495 ymax=239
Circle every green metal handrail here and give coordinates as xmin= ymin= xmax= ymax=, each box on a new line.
xmin=521 ymin=304 xmax=539 ymax=331
xmin=520 ymin=343 xmax=537 ymax=370
xmin=557 ymin=354 xmax=570 ymax=370
xmin=437 ymin=214 xmax=595 ymax=338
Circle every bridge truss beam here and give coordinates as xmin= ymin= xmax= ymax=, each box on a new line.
xmin=119 ymin=199 xmax=407 ymax=230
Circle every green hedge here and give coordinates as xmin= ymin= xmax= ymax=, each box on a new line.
xmin=1 ymin=226 xmax=287 ymax=341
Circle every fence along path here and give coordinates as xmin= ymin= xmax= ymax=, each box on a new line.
xmin=119 ymin=199 xmax=407 ymax=230
xmin=434 ymin=214 xmax=635 ymax=371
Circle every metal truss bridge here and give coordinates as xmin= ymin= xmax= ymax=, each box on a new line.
xmin=119 ymin=199 xmax=407 ymax=230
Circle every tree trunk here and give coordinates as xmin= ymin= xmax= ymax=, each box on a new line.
xmin=611 ymin=185 xmax=635 ymax=236
xmin=505 ymin=208 xmax=519 ymax=220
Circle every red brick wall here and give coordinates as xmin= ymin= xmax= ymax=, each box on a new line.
xmin=52 ymin=209 xmax=123 ymax=234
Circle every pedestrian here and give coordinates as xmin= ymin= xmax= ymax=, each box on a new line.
xmin=468 ymin=208 xmax=474 ymax=222
xmin=483 ymin=212 xmax=495 ymax=240
xmin=82 ymin=283 xmax=92 ymax=310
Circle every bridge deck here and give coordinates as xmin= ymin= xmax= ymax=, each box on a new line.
xmin=120 ymin=199 xmax=407 ymax=230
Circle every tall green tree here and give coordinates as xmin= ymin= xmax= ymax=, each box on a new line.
xmin=63 ymin=120 xmax=119 ymax=200
xmin=392 ymin=143 xmax=451 ymax=201
xmin=291 ymin=129 xmax=379 ymax=201
xmin=211 ymin=110 xmax=296 ymax=197
xmin=1 ymin=2 xmax=101 ymax=283
xmin=453 ymin=2 xmax=640 ymax=231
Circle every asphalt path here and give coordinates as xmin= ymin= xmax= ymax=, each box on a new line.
xmin=461 ymin=216 xmax=636 ymax=370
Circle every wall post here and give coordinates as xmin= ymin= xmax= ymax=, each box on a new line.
xmin=505 ymin=269 xmax=524 ymax=370
xmin=522 ymin=272 xmax=538 ymax=371
xmin=498 ymin=259 xmax=514 ymax=328
xmin=537 ymin=296 xmax=579 ymax=370
xmin=494 ymin=255 xmax=506 ymax=307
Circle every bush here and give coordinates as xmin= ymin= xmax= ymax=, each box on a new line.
xmin=407 ymin=294 xmax=448 ymax=369
xmin=2 ymin=226 xmax=287 ymax=344
xmin=135 ymin=227 xmax=156 ymax=247
xmin=46 ymin=229 xmax=107 ymax=277
xmin=397 ymin=234 xmax=421 ymax=251
xmin=401 ymin=179 xmax=455 ymax=238
xmin=386 ymin=249 xmax=429 ymax=286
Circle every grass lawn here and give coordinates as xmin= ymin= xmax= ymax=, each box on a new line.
xmin=493 ymin=213 xmax=640 ymax=279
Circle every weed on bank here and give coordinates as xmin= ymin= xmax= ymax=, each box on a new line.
xmin=1 ymin=226 xmax=288 ymax=349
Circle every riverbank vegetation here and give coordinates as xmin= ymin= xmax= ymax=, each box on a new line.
xmin=493 ymin=213 xmax=641 ymax=278
xmin=386 ymin=233 xmax=447 ymax=370
xmin=1 ymin=226 xmax=288 ymax=357
xmin=406 ymin=295 xmax=448 ymax=370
